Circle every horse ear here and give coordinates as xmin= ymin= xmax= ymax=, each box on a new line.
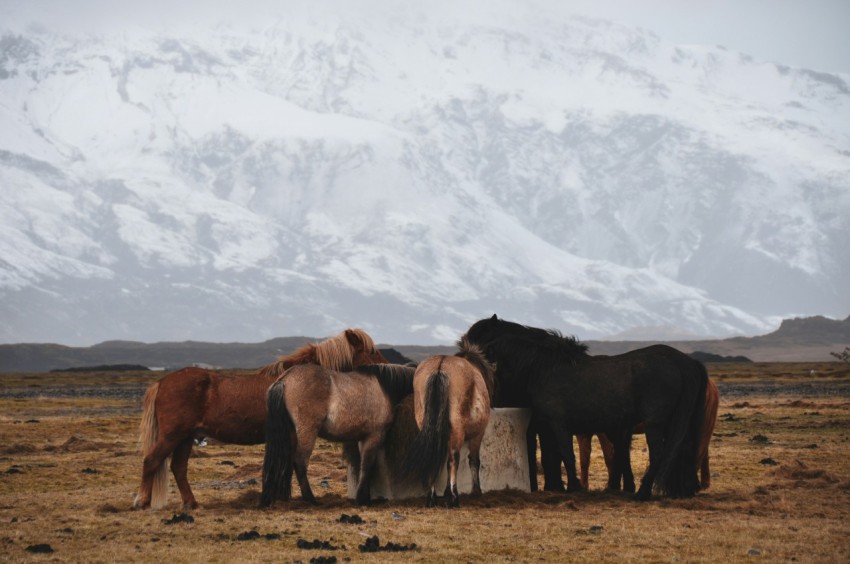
xmin=344 ymin=329 xmax=363 ymax=348
xmin=490 ymin=314 xmax=498 ymax=320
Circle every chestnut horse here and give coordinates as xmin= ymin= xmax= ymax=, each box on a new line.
xmin=402 ymin=337 xmax=496 ymax=507
xmin=260 ymin=363 xmax=414 ymax=507
xmin=133 ymin=329 xmax=388 ymax=510
xmin=577 ymin=377 xmax=719 ymax=491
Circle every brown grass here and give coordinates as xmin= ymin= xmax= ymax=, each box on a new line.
xmin=1 ymin=364 xmax=849 ymax=561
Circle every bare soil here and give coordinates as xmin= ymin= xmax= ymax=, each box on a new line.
xmin=1 ymin=363 xmax=849 ymax=562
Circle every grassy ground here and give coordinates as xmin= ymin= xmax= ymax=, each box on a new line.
xmin=1 ymin=364 xmax=849 ymax=562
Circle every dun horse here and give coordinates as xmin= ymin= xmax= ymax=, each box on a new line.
xmin=260 ymin=363 xmax=414 ymax=507
xmin=577 ymin=377 xmax=720 ymax=491
xmin=402 ymin=338 xmax=495 ymax=507
xmin=463 ymin=315 xmax=707 ymax=500
xmin=134 ymin=329 xmax=388 ymax=510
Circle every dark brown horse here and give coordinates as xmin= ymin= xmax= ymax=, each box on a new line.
xmin=402 ymin=338 xmax=496 ymax=507
xmin=577 ymin=377 xmax=719 ymax=490
xmin=260 ymin=363 xmax=414 ymax=507
xmin=463 ymin=315 xmax=707 ymax=500
xmin=133 ymin=329 xmax=388 ymax=510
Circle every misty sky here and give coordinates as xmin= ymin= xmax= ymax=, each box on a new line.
xmin=2 ymin=0 xmax=849 ymax=73
xmin=570 ymin=0 xmax=850 ymax=74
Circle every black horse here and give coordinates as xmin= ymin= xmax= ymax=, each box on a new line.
xmin=463 ymin=315 xmax=707 ymax=499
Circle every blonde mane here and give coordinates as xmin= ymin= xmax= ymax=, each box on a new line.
xmin=258 ymin=328 xmax=380 ymax=378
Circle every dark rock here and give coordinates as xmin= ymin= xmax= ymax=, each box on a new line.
xmin=297 ymin=538 xmax=339 ymax=550
xmin=26 ymin=544 xmax=54 ymax=553
xmin=161 ymin=513 xmax=194 ymax=525
xmin=358 ymin=535 xmax=416 ymax=553
xmin=237 ymin=530 xmax=261 ymax=541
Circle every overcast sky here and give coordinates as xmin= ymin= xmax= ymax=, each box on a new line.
xmin=569 ymin=0 xmax=850 ymax=74
xmin=2 ymin=0 xmax=849 ymax=74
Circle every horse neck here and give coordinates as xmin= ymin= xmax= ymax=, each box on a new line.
xmin=257 ymin=345 xmax=317 ymax=378
xmin=370 ymin=365 xmax=415 ymax=404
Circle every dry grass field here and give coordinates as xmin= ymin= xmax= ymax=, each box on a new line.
xmin=1 ymin=363 xmax=849 ymax=562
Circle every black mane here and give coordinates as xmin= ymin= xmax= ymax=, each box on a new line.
xmin=356 ymin=364 xmax=415 ymax=404
xmin=465 ymin=315 xmax=588 ymax=361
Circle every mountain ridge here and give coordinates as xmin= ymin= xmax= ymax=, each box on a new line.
xmin=0 ymin=314 xmax=847 ymax=372
xmin=1 ymin=10 xmax=848 ymax=346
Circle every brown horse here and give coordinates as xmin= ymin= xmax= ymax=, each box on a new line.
xmin=260 ymin=363 xmax=414 ymax=507
xmin=577 ymin=378 xmax=719 ymax=491
xmin=402 ymin=337 xmax=495 ymax=507
xmin=133 ymin=329 xmax=388 ymax=510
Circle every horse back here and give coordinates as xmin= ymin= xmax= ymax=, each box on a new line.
xmin=153 ymin=367 xmax=215 ymax=433
xmin=414 ymin=356 xmax=490 ymax=436
xmin=613 ymin=345 xmax=707 ymax=423
xmin=284 ymin=365 xmax=392 ymax=441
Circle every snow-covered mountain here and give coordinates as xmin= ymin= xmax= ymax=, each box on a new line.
xmin=1 ymin=4 xmax=849 ymax=345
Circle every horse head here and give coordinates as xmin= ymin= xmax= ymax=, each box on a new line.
xmin=344 ymin=328 xmax=389 ymax=365
xmin=463 ymin=314 xmax=501 ymax=346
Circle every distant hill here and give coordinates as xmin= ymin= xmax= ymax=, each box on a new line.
xmin=0 ymin=315 xmax=847 ymax=372
xmin=587 ymin=314 xmax=850 ymax=362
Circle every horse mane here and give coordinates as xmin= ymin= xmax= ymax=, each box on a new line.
xmin=455 ymin=336 xmax=496 ymax=403
xmin=356 ymin=363 xmax=416 ymax=404
xmin=472 ymin=316 xmax=588 ymax=359
xmin=257 ymin=329 xmax=373 ymax=378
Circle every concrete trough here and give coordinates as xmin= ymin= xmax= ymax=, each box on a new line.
xmin=347 ymin=407 xmax=531 ymax=500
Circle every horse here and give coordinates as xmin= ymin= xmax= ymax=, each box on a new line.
xmin=577 ymin=377 xmax=719 ymax=491
xmin=260 ymin=363 xmax=414 ymax=507
xmin=463 ymin=315 xmax=707 ymax=500
xmin=133 ymin=328 xmax=388 ymax=510
xmin=402 ymin=337 xmax=496 ymax=507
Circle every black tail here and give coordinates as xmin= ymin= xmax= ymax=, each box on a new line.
xmin=654 ymin=362 xmax=708 ymax=497
xmin=402 ymin=370 xmax=450 ymax=488
xmin=260 ymin=378 xmax=294 ymax=507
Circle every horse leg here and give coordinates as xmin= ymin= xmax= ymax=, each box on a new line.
xmin=699 ymin=449 xmax=711 ymax=490
xmin=426 ymin=485 xmax=438 ymax=508
xmin=606 ymin=430 xmax=634 ymax=493
xmin=293 ymin=430 xmax=319 ymax=505
xmin=525 ymin=425 xmax=540 ymax=491
xmin=577 ymin=434 xmax=592 ymax=490
xmin=562 ymin=433 xmax=583 ymax=492
xmin=468 ymin=432 xmax=485 ymax=496
xmin=636 ymin=425 xmax=664 ymax=501
xmin=445 ymin=449 xmax=461 ymax=508
xmin=597 ymin=433 xmax=619 ymax=489
xmin=135 ymin=437 xmax=181 ymax=510
xmin=546 ymin=424 xmax=582 ymax=493
xmin=170 ymin=438 xmax=198 ymax=510
xmin=539 ymin=426 xmax=567 ymax=492
xmin=353 ymin=434 xmax=383 ymax=506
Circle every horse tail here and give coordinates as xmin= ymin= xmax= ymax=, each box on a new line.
xmin=138 ymin=381 xmax=169 ymax=510
xmin=260 ymin=378 xmax=294 ymax=507
xmin=654 ymin=362 xmax=707 ymax=498
xmin=403 ymin=369 xmax=450 ymax=488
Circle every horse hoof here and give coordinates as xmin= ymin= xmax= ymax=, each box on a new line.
xmin=131 ymin=497 xmax=150 ymax=511
xmin=634 ymin=490 xmax=651 ymax=502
